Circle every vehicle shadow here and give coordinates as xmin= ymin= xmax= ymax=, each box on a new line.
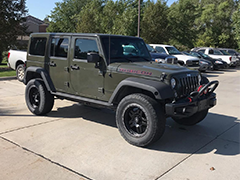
xmin=46 ymin=103 xmax=239 ymax=156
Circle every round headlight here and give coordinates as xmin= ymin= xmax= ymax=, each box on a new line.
xmin=198 ymin=74 xmax=202 ymax=84
xmin=171 ymin=78 xmax=176 ymax=89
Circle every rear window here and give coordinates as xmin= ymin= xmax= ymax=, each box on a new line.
xmin=29 ymin=37 xmax=47 ymax=56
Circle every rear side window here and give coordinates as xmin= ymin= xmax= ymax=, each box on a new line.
xmin=74 ymin=39 xmax=99 ymax=59
xmin=50 ymin=38 xmax=69 ymax=58
xmin=29 ymin=37 xmax=47 ymax=56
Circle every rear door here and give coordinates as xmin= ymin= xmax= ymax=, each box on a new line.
xmin=49 ymin=36 xmax=70 ymax=92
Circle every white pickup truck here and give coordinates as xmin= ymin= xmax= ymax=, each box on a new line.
xmin=193 ymin=47 xmax=237 ymax=67
xmin=7 ymin=49 xmax=27 ymax=82
xmin=149 ymin=44 xmax=200 ymax=69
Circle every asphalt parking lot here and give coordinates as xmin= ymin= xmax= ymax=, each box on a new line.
xmin=0 ymin=68 xmax=239 ymax=180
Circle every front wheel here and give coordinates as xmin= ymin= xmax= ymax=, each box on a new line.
xmin=172 ymin=109 xmax=208 ymax=126
xmin=116 ymin=94 xmax=166 ymax=147
xmin=25 ymin=79 xmax=54 ymax=115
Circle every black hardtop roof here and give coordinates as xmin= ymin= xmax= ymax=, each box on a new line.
xmin=30 ymin=32 xmax=142 ymax=39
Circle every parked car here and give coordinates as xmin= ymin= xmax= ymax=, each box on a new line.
xmin=218 ymin=48 xmax=240 ymax=66
xmin=189 ymin=51 xmax=228 ymax=70
xmin=146 ymin=44 xmax=178 ymax=64
xmin=7 ymin=49 xmax=27 ymax=82
xmin=192 ymin=47 xmax=237 ymax=67
xmin=182 ymin=51 xmax=213 ymax=72
xmin=149 ymin=44 xmax=200 ymax=69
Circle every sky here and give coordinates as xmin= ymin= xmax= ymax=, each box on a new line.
xmin=26 ymin=0 xmax=177 ymax=21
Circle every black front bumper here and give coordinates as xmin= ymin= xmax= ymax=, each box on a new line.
xmin=165 ymin=81 xmax=218 ymax=118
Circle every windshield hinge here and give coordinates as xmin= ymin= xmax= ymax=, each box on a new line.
xmin=160 ymin=72 xmax=166 ymax=81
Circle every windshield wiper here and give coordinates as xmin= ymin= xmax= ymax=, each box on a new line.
xmin=110 ymin=57 xmax=133 ymax=62
xmin=128 ymin=56 xmax=151 ymax=62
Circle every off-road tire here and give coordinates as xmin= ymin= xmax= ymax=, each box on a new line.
xmin=25 ymin=79 xmax=54 ymax=115
xmin=172 ymin=109 xmax=208 ymax=126
xmin=16 ymin=64 xmax=25 ymax=82
xmin=116 ymin=94 xmax=166 ymax=147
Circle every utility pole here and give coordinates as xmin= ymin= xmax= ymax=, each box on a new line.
xmin=137 ymin=0 xmax=141 ymax=37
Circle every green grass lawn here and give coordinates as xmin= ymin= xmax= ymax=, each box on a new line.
xmin=0 ymin=64 xmax=16 ymax=77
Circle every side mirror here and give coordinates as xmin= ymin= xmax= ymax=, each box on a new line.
xmin=87 ymin=52 xmax=100 ymax=63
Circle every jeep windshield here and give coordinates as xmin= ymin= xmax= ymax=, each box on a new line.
xmin=101 ymin=36 xmax=151 ymax=63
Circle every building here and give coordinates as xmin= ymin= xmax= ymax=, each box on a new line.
xmin=17 ymin=15 xmax=49 ymax=48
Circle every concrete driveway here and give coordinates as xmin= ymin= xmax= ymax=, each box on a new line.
xmin=0 ymin=68 xmax=239 ymax=180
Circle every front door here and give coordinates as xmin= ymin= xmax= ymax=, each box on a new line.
xmin=48 ymin=36 xmax=70 ymax=92
xmin=69 ymin=36 xmax=105 ymax=99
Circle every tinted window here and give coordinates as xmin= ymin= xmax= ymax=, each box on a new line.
xmin=155 ymin=46 xmax=166 ymax=54
xmin=29 ymin=37 xmax=47 ymax=56
xmin=50 ymin=38 xmax=69 ymax=58
xmin=74 ymin=39 xmax=99 ymax=59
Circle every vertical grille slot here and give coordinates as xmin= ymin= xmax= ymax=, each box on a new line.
xmin=178 ymin=76 xmax=199 ymax=97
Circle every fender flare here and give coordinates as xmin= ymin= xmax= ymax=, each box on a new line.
xmin=108 ymin=77 xmax=174 ymax=104
xmin=24 ymin=67 xmax=56 ymax=92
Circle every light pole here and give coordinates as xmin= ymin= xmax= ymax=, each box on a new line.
xmin=137 ymin=0 xmax=141 ymax=37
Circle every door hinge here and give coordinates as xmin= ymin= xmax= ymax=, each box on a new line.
xmin=64 ymin=67 xmax=69 ymax=72
xmin=98 ymin=87 xmax=104 ymax=94
xmin=64 ymin=82 xmax=70 ymax=87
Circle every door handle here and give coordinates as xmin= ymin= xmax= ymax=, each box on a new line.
xmin=71 ymin=65 xmax=80 ymax=70
xmin=49 ymin=61 xmax=56 ymax=67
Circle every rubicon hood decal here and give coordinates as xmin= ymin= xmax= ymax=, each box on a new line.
xmin=118 ymin=68 xmax=152 ymax=76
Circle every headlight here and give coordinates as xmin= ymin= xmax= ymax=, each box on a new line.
xmin=171 ymin=78 xmax=176 ymax=89
xmin=198 ymin=74 xmax=201 ymax=84
xmin=215 ymin=60 xmax=223 ymax=64
xmin=200 ymin=61 xmax=208 ymax=64
xmin=155 ymin=58 xmax=165 ymax=63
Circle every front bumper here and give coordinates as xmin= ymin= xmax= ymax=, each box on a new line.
xmin=165 ymin=81 xmax=219 ymax=118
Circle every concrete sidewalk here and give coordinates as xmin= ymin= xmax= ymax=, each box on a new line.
xmin=0 ymin=69 xmax=239 ymax=180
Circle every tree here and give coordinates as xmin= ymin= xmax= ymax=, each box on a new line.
xmin=232 ymin=2 xmax=240 ymax=49
xmin=75 ymin=0 xmax=105 ymax=33
xmin=47 ymin=0 xmax=90 ymax=32
xmin=141 ymin=0 xmax=169 ymax=43
xmin=167 ymin=0 xmax=198 ymax=48
xmin=0 ymin=0 xmax=27 ymax=63
xmin=195 ymin=0 xmax=236 ymax=48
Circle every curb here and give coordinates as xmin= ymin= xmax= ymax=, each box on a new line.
xmin=0 ymin=76 xmax=17 ymax=81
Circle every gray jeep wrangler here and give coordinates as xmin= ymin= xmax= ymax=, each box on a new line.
xmin=24 ymin=33 xmax=219 ymax=147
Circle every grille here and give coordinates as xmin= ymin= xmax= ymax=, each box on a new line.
xmin=178 ymin=76 xmax=199 ymax=97
xmin=186 ymin=60 xmax=199 ymax=67
xmin=166 ymin=57 xmax=178 ymax=64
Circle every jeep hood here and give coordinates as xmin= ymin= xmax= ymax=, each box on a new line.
xmin=111 ymin=62 xmax=198 ymax=78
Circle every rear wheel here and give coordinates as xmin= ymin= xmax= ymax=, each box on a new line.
xmin=116 ymin=94 xmax=166 ymax=147
xmin=172 ymin=109 xmax=208 ymax=126
xmin=25 ymin=79 xmax=54 ymax=115
xmin=16 ymin=64 xmax=25 ymax=82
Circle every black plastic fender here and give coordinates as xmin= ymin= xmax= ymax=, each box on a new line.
xmin=108 ymin=77 xmax=174 ymax=104
xmin=24 ymin=67 xmax=56 ymax=92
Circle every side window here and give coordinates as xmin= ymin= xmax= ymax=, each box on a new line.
xmin=50 ymin=38 xmax=69 ymax=58
xmin=74 ymin=39 xmax=99 ymax=59
xmin=213 ymin=50 xmax=222 ymax=55
xmin=198 ymin=50 xmax=205 ymax=53
xmin=29 ymin=37 xmax=47 ymax=56
xmin=155 ymin=46 xmax=166 ymax=54
xmin=209 ymin=49 xmax=214 ymax=54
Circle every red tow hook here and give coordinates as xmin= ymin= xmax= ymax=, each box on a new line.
xmin=188 ymin=97 xmax=192 ymax=102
